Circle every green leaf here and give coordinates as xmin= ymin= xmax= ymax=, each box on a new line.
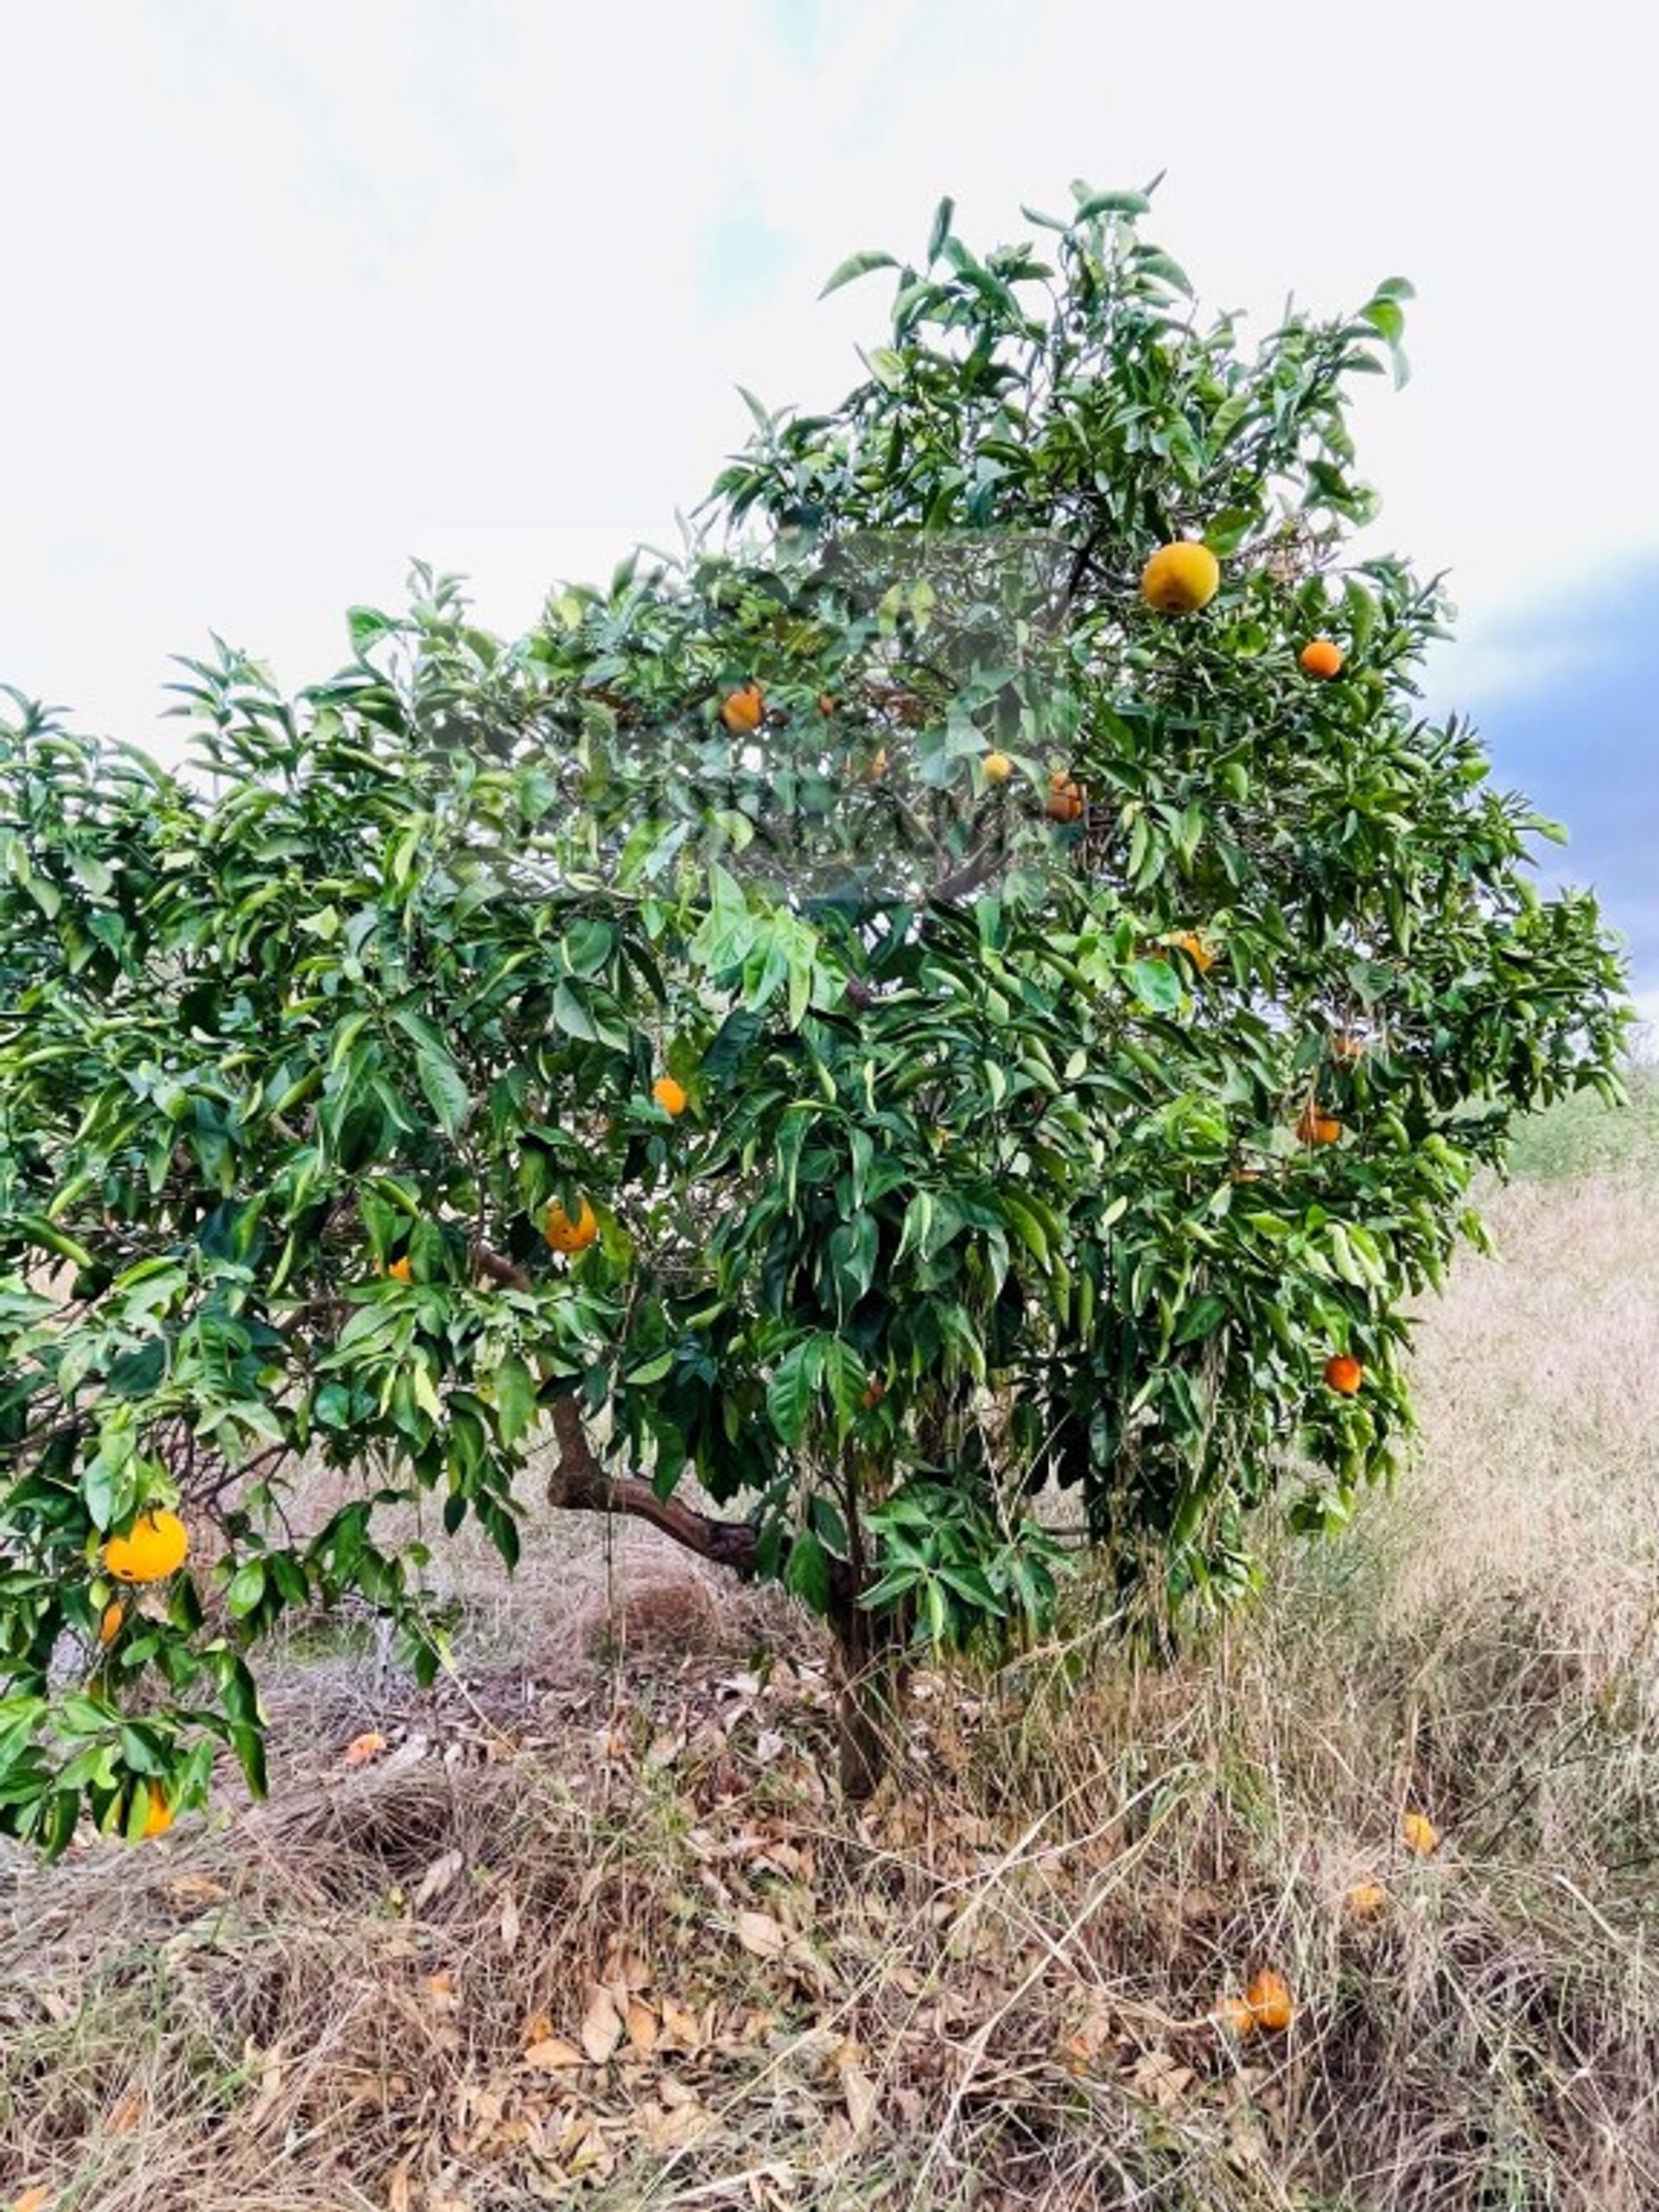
xmin=820 ymin=250 xmax=899 ymax=298
xmin=414 ymin=1040 xmax=470 ymax=1136
xmin=785 ymin=1528 xmax=831 ymax=1615
xmin=493 ymin=1356 xmax=537 ymax=1447
xmin=1074 ymin=188 xmax=1150 ymax=220
xmin=926 ymin=195 xmax=955 ymax=264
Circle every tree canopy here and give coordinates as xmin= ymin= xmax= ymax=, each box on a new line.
xmin=0 ymin=182 xmax=1629 ymax=1849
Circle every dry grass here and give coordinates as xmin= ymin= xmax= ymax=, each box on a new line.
xmin=3 ymin=1155 xmax=1657 ymax=2211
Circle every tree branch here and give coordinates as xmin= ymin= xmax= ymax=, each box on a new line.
xmin=544 ymin=1395 xmax=764 ymax=1574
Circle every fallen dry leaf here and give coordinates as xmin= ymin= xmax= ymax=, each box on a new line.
xmin=840 ymin=2057 xmax=879 ymax=2139
xmin=580 ymin=1981 xmax=624 ymax=2065
xmin=342 ymin=1730 xmax=389 ymax=1768
xmin=499 ymin=1891 xmax=521 ymax=1955
xmin=414 ymin=1848 xmax=464 ymax=1909
xmin=105 ymin=2092 xmax=143 ymax=2133
xmin=626 ymin=1997 xmax=658 ymax=2054
xmin=735 ymin=1908 xmax=790 ymax=1960
xmin=658 ymin=1995 xmax=705 ymax=2051
xmin=524 ymin=2035 xmax=585 ymax=2071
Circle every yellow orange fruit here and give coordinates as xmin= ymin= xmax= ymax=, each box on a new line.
xmin=1324 ymin=1353 xmax=1363 ymax=1396
xmin=652 ymin=1076 xmax=688 ymax=1116
xmin=720 ymin=683 xmax=765 ymax=735
xmin=1345 ymin=1879 xmax=1389 ymax=1918
xmin=1297 ymin=1106 xmax=1342 ymax=1147
xmin=1300 ymin=638 xmax=1344 ymax=679
xmin=386 ymin=1255 xmax=412 ymax=1283
xmin=1045 ymin=772 xmax=1084 ymax=824
xmin=99 ymin=1601 xmax=124 ymax=1647
xmin=1141 ymin=540 xmax=1220 ymax=614
xmin=1173 ymin=930 xmax=1215 ymax=974
xmin=1244 ymin=1968 xmax=1294 ymax=2033
xmin=543 ymin=1198 xmax=599 ymax=1255
xmin=103 ymin=1510 xmax=189 ymax=1585
xmin=139 ymin=1793 xmax=174 ymax=1840
xmin=1217 ymin=1993 xmax=1257 ymax=2039
xmin=1402 ymin=1809 xmax=1440 ymax=1857
xmin=982 ymin=750 xmax=1014 ymax=784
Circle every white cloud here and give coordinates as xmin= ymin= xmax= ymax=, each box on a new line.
xmin=3 ymin=0 xmax=1656 ymax=748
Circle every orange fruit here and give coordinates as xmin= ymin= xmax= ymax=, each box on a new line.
xmin=1217 ymin=1993 xmax=1257 ymax=2039
xmin=1331 ymin=1032 xmax=1367 ymax=1064
xmin=386 ymin=1255 xmax=412 ymax=1283
xmin=1045 ymin=772 xmax=1084 ymax=824
xmin=1141 ymin=540 xmax=1220 ymax=613
xmin=720 ymin=683 xmax=765 ymax=735
xmin=1172 ymin=929 xmax=1214 ymax=975
xmin=1324 ymin=1353 xmax=1363 ymax=1396
xmin=98 ymin=1601 xmax=124 ymax=1646
xmin=139 ymin=1792 xmax=174 ymax=1840
xmin=652 ymin=1075 xmax=687 ymax=1116
xmin=1297 ymin=1106 xmax=1342 ymax=1147
xmin=1402 ymin=1809 xmax=1440 ymax=1857
xmin=1300 ymin=638 xmax=1344 ymax=679
xmin=1244 ymin=1968 xmax=1294 ymax=2033
xmin=1344 ymin=1879 xmax=1389 ymax=1918
xmin=543 ymin=1198 xmax=599 ymax=1255
xmin=982 ymin=751 xmax=1014 ymax=784
xmin=103 ymin=1510 xmax=189 ymax=1585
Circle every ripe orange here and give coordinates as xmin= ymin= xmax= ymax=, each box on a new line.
xmin=720 ymin=683 xmax=765 ymax=735
xmin=1244 ymin=1968 xmax=1294 ymax=2033
xmin=1297 ymin=1106 xmax=1342 ymax=1147
xmin=543 ymin=1198 xmax=599 ymax=1255
xmin=1217 ymin=1993 xmax=1257 ymax=2039
xmin=1045 ymin=772 xmax=1084 ymax=824
xmin=1331 ymin=1032 xmax=1367 ymax=1064
xmin=652 ymin=1076 xmax=688 ymax=1117
xmin=1402 ymin=1809 xmax=1440 ymax=1857
xmin=1344 ymin=1879 xmax=1389 ymax=1918
xmin=103 ymin=1510 xmax=189 ymax=1585
xmin=1324 ymin=1353 xmax=1363 ymax=1396
xmin=99 ymin=1601 xmax=124 ymax=1646
xmin=386 ymin=1255 xmax=412 ymax=1283
xmin=982 ymin=751 xmax=1014 ymax=784
xmin=1300 ymin=638 xmax=1344 ymax=679
xmin=1173 ymin=929 xmax=1215 ymax=975
xmin=1141 ymin=540 xmax=1220 ymax=613
xmin=140 ymin=1792 xmax=175 ymax=1840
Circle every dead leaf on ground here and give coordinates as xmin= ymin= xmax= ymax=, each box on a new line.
xmin=735 ymin=1908 xmax=790 ymax=1959
xmin=1128 ymin=2049 xmax=1194 ymax=2109
xmin=342 ymin=1730 xmax=389 ymax=1768
xmin=626 ymin=1997 xmax=658 ymax=2054
xmin=414 ymin=1848 xmax=464 ymax=1909
xmin=105 ymin=2091 xmax=144 ymax=2133
xmin=524 ymin=2035 xmax=586 ymax=2071
xmin=840 ymin=2058 xmax=879 ymax=2139
xmin=498 ymin=1890 xmax=521 ymax=1955
xmin=580 ymin=1981 xmax=623 ymax=2064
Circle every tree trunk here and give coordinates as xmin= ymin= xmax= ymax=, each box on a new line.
xmin=827 ymin=1586 xmax=912 ymax=1800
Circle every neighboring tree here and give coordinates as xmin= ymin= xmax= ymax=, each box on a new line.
xmin=0 ymin=183 xmax=1628 ymax=1849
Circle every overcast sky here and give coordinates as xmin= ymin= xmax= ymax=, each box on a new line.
xmin=3 ymin=0 xmax=1653 ymax=1012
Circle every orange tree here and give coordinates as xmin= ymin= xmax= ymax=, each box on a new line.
xmin=0 ymin=183 xmax=1629 ymax=1846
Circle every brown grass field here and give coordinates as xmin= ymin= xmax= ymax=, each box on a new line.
xmin=3 ymin=1082 xmax=1656 ymax=2211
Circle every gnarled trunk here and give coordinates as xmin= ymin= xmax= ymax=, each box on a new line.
xmin=827 ymin=1583 xmax=912 ymax=1800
